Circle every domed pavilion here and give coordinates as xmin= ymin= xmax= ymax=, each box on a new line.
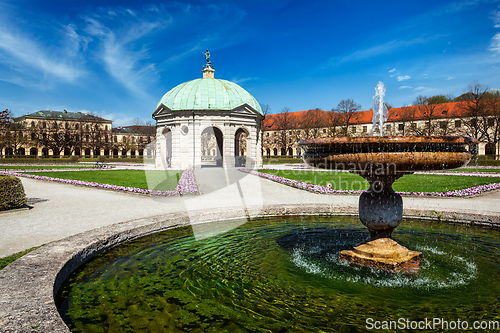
xmin=153 ymin=52 xmax=263 ymax=169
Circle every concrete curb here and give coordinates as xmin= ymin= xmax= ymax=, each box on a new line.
xmin=1 ymin=204 xmax=500 ymax=332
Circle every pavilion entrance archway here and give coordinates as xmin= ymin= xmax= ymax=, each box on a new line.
xmin=234 ymin=128 xmax=248 ymax=167
xmin=161 ymin=128 xmax=172 ymax=167
xmin=201 ymin=126 xmax=223 ymax=167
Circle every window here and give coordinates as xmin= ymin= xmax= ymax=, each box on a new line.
xmin=86 ymin=124 xmax=89 ymax=130
xmin=53 ymin=122 xmax=57 ymax=129
xmin=362 ymin=126 xmax=367 ymax=133
xmin=43 ymin=133 xmax=47 ymax=140
xmin=385 ymin=124 xmax=391 ymax=131
xmin=105 ymin=135 xmax=108 ymax=143
xmin=139 ymin=137 xmax=143 ymax=143
xmin=42 ymin=122 xmax=46 ymax=129
xmin=455 ymin=120 xmax=461 ymax=128
xmin=266 ymin=132 xmax=269 ymax=137
xmin=95 ymin=125 xmax=99 ymax=130
xmin=86 ymin=135 xmax=89 ymax=142
xmin=65 ymin=122 xmax=69 ymax=129
xmin=440 ymin=121 xmax=447 ymax=129
xmin=351 ymin=126 xmax=356 ymax=133
xmin=123 ymin=137 xmax=126 ymax=142
xmin=410 ymin=123 xmax=416 ymax=130
xmin=488 ymin=118 xmax=495 ymax=127
xmin=114 ymin=136 xmax=117 ymax=143
xmin=105 ymin=125 xmax=108 ymax=130
xmin=31 ymin=133 xmax=36 ymax=140
xmin=31 ymin=121 xmax=35 ymax=128
xmin=289 ymin=131 xmax=292 ymax=135
xmin=288 ymin=138 xmax=292 ymax=143
xmin=323 ymin=129 xmax=326 ymax=133
xmin=75 ymin=124 xmax=79 ymax=130
xmin=398 ymin=124 xmax=404 ymax=131
xmin=76 ymin=134 xmax=79 ymax=141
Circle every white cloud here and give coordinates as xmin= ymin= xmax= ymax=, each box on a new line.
xmin=399 ymin=86 xmax=412 ymax=89
xmin=325 ymin=35 xmax=445 ymax=66
xmin=0 ymin=26 xmax=85 ymax=84
xmin=490 ymin=32 xmax=500 ymax=55
xmin=390 ymin=75 xmax=395 ymax=77
xmin=389 ymin=68 xmax=396 ymax=72
xmin=492 ymin=7 xmax=500 ymax=28
xmin=83 ymin=10 xmax=171 ymax=96
xmin=423 ymin=73 xmax=429 ymax=78
xmin=414 ymin=86 xmax=427 ymax=91
xmin=397 ymin=75 xmax=411 ymax=81
xmin=447 ymin=76 xmax=454 ymax=80
xmin=231 ymin=77 xmax=258 ymax=84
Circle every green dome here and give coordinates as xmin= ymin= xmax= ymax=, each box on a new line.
xmin=156 ymin=78 xmax=262 ymax=115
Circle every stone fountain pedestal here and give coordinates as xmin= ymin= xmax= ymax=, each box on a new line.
xmin=298 ymin=136 xmax=477 ymax=274
xmin=341 ymin=172 xmax=422 ymax=274
xmin=339 ymin=238 xmax=422 ymax=273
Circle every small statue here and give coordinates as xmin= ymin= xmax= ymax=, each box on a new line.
xmin=369 ymin=81 xmax=389 ymax=136
xmin=203 ymin=49 xmax=211 ymax=65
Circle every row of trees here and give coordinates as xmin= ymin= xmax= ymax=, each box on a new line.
xmin=0 ymin=111 xmax=155 ymax=157
xmin=261 ymin=82 xmax=500 ymax=156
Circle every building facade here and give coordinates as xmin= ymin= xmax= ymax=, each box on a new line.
xmin=261 ymin=101 xmax=500 ymax=158
xmin=3 ymin=110 xmax=154 ymax=158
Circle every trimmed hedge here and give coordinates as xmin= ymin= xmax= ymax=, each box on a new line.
xmin=0 ymin=175 xmax=27 ymax=211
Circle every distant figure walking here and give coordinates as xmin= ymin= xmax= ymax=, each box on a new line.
xmin=369 ymin=81 xmax=389 ymax=136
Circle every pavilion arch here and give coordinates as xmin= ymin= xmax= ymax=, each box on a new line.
xmin=201 ymin=126 xmax=224 ymax=167
xmin=234 ymin=127 xmax=249 ymax=167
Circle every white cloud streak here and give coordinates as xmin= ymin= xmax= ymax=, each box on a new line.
xmin=0 ymin=26 xmax=85 ymax=83
xmin=83 ymin=10 xmax=171 ymax=96
xmin=389 ymin=68 xmax=396 ymax=72
xmin=397 ymin=75 xmax=411 ymax=81
xmin=399 ymin=86 xmax=412 ymax=89
xmin=490 ymin=32 xmax=500 ymax=55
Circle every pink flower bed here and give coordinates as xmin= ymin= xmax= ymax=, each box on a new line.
xmin=1 ymin=169 xmax=199 ymax=196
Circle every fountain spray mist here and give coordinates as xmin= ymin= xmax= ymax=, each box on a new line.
xmin=369 ymin=81 xmax=389 ymax=136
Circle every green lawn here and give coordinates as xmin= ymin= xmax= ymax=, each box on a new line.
xmin=1 ymin=165 xmax=93 ymax=170
xmin=454 ymin=168 xmax=500 ymax=173
xmin=0 ymin=245 xmax=44 ymax=271
xmin=263 ymin=158 xmax=302 ymax=164
xmin=23 ymin=170 xmax=182 ymax=191
xmin=258 ymin=169 xmax=500 ymax=193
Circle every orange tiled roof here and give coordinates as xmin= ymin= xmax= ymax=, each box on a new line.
xmin=262 ymin=101 xmax=473 ymax=130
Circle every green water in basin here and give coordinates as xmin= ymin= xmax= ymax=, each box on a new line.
xmin=57 ymin=216 xmax=500 ymax=332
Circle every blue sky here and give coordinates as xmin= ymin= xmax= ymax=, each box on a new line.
xmin=1 ymin=0 xmax=500 ymax=125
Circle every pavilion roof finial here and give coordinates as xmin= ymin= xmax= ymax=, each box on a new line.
xmin=202 ymin=48 xmax=214 ymax=78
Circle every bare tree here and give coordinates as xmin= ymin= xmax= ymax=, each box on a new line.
xmin=335 ymin=99 xmax=361 ymax=136
xmin=481 ymin=90 xmax=500 ymax=156
xmin=411 ymin=95 xmax=448 ymax=136
xmin=301 ymin=108 xmax=325 ymax=140
xmin=273 ymin=107 xmax=294 ymax=155
xmin=326 ymin=110 xmax=342 ymax=137
xmin=259 ymin=104 xmax=271 ymax=149
xmin=0 ymin=110 xmax=13 ymax=156
xmin=456 ymin=82 xmax=490 ymax=140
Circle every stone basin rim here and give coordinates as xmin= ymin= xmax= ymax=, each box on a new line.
xmin=2 ymin=204 xmax=500 ymax=332
xmin=298 ymin=135 xmax=479 ymax=146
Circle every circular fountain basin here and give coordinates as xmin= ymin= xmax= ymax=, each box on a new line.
xmin=298 ymin=136 xmax=478 ymax=172
xmin=56 ymin=215 xmax=500 ymax=332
